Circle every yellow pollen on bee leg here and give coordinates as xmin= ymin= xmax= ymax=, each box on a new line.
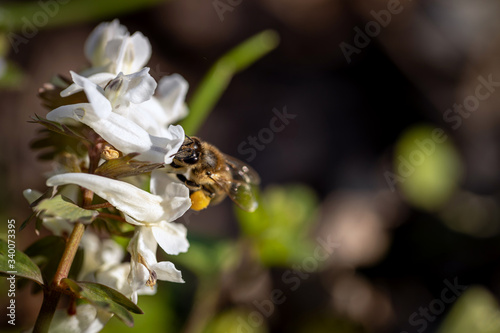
xmin=190 ymin=191 xmax=211 ymax=211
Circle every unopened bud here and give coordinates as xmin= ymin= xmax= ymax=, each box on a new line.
xmin=101 ymin=145 xmax=121 ymax=160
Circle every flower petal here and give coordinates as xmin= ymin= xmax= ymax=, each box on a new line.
xmin=84 ymin=19 xmax=127 ymax=67
xmin=150 ymin=124 xmax=185 ymax=164
xmin=46 ymin=103 xmax=90 ymax=124
xmin=128 ymin=226 xmax=158 ymax=265
xmin=60 ymin=72 xmax=115 ymax=97
xmin=105 ymin=68 xmax=156 ymax=105
xmin=152 ymin=221 xmax=189 ymax=255
xmin=50 ymin=73 xmax=185 ymax=164
xmin=46 ymin=173 xmax=165 ymax=222
xmin=151 ymin=261 xmax=184 ymax=283
xmin=156 ymin=74 xmax=189 ymax=124
xmin=122 ymin=32 xmax=151 ymax=74
xmin=150 ymin=170 xmax=191 ymax=222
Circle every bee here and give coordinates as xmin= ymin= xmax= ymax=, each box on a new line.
xmin=169 ymin=136 xmax=260 ymax=212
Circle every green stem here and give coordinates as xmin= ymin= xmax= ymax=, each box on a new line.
xmin=33 ymin=289 xmax=61 ymax=333
xmin=181 ymin=30 xmax=280 ymax=135
xmin=33 ymin=142 xmax=99 ymax=332
xmin=52 ymin=222 xmax=86 ymax=286
xmin=32 ymin=221 xmax=86 ymax=333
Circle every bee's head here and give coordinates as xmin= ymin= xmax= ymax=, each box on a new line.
xmin=172 ymin=136 xmax=202 ymax=166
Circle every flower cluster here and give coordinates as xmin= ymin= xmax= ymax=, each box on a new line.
xmin=26 ymin=20 xmax=192 ymax=331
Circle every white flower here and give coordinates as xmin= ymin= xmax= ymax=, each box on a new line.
xmin=46 ymin=70 xmax=185 ymax=164
xmin=83 ymin=19 xmax=151 ymax=76
xmin=127 ymin=226 xmax=185 ymax=295
xmin=124 ymin=170 xmax=189 ymax=291
xmin=61 ymin=72 xmax=189 ymax=137
xmin=46 ymin=170 xmax=190 ymax=292
xmin=46 ymin=171 xmax=191 ymax=224
xmin=78 ymin=233 xmax=125 ymax=282
xmin=60 ymin=20 xmax=190 ymax=136
xmin=47 ymin=303 xmax=107 ymax=333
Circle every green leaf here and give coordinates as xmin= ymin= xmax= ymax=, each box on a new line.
xmin=35 ymin=195 xmax=98 ymax=224
xmin=24 ymin=235 xmax=84 ymax=285
xmin=95 ymin=153 xmax=164 ymax=179
xmin=29 ymin=116 xmax=91 ymax=161
xmin=30 ymin=115 xmax=89 ymax=143
xmin=181 ymin=30 xmax=280 ymax=134
xmin=0 ymin=239 xmax=44 ymax=285
xmin=63 ymin=278 xmax=143 ymax=327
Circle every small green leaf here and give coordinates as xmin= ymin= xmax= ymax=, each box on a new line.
xmin=63 ymin=279 xmax=143 ymax=327
xmin=35 ymin=195 xmax=98 ymax=225
xmin=95 ymin=153 xmax=164 ymax=179
xmin=0 ymin=239 xmax=44 ymax=285
xmin=20 ymin=211 xmax=37 ymax=232
xmin=30 ymin=115 xmax=89 ymax=142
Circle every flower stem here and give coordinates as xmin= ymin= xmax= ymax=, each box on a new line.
xmin=33 ymin=289 xmax=61 ymax=333
xmin=33 ymin=143 xmax=99 ymax=332
xmin=52 ymin=222 xmax=86 ymax=286
xmin=32 ymin=221 xmax=86 ymax=332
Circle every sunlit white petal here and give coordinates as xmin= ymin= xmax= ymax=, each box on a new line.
xmin=46 ymin=173 xmax=164 ymax=222
xmin=152 ymin=261 xmax=184 ymax=283
xmin=152 ymin=221 xmax=189 ymax=255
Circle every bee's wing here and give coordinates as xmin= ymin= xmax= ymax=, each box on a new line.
xmin=222 ymin=154 xmax=261 ymax=185
xmin=210 ymin=154 xmax=260 ymax=212
xmin=219 ymin=179 xmax=259 ymax=212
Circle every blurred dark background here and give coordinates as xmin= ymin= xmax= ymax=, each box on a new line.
xmin=2 ymin=0 xmax=500 ymax=332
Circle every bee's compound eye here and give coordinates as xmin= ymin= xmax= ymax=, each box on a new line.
xmin=183 ymin=156 xmax=198 ymax=164
xmin=206 ymin=171 xmax=212 ymax=176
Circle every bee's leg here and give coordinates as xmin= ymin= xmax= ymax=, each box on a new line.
xmin=201 ymin=185 xmax=216 ymax=198
xmin=176 ymin=174 xmax=202 ymax=191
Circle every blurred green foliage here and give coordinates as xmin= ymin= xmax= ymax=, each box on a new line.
xmin=394 ymin=124 xmax=463 ymax=211
xmin=0 ymin=0 xmax=164 ymax=31
xmin=236 ymin=184 xmax=319 ymax=267
xmin=438 ymin=286 xmax=500 ymax=333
